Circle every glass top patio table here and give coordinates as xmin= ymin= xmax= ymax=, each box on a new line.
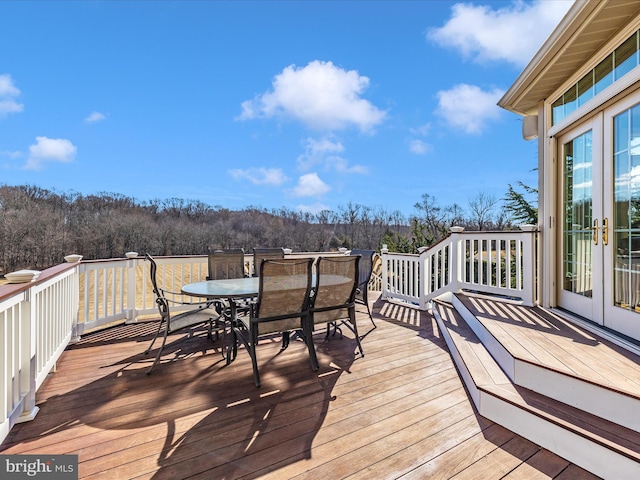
xmin=181 ymin=277 xmax=259 ymax=299
xmin=181 ymin=274 xmax=329 ymax=300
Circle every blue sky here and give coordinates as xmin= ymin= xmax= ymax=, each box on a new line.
xmin=0 ymin=0 xmax=573 ymax=218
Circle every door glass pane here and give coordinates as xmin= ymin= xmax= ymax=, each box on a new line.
xmin=563 ymin=131 xmax=593 ymax=297
xmin=613 ymin=104 xmax=640 ymax=311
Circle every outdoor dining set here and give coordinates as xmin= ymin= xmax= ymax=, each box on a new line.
xmin=143 ymin=247 xmax=375 ymax=387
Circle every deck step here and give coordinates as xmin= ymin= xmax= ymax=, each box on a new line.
xmin=433 ymin=299 xmax=640 ymax=480
xmin=453 ymin=293 xmax=640 ymax=433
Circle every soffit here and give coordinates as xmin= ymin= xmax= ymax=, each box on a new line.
xmin=499 ymin=0 xmax=640 ymax=116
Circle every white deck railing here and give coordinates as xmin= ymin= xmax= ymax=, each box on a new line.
xmin=381 ymin=226 xmax=538 ymax=309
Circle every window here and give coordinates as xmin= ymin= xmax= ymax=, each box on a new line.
xmin=552 ymin=31 xmax=640 ymax=125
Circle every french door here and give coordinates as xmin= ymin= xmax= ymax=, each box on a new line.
xmin=558 ymin=116 xmax=603 ymax=323
xmin=558 ymin=90 xmax=640 ymax=341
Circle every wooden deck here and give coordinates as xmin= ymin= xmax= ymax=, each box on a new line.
xmin=0 ymin=295 xmax=598 ymax=479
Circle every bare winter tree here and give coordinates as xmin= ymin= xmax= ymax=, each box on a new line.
xmin=468 ymin=192 xmax=498 ymax=231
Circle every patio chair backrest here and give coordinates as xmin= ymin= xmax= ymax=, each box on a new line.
xmin=145 ymin=253 xmax=170 ymax=320
xmin=252 ymin=247 xmax=285 ymax=276
xmin=253 ymin=257 xmax=313 ymax=335
xmin=350 ymin=249 xmax=375 ymax=290
xmin=312 ymin=255 xmax=360 ymax=325
xmin=207 ymin=248 xmax=246 ymax=280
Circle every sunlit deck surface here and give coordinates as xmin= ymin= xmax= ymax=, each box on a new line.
xmin=1 ymin=294 xmax=598 ymax=479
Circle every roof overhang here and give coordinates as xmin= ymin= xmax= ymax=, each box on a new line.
xmin=499 ymin=0 xmax=640 ymax=116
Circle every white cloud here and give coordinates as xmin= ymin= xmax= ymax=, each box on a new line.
xmin=291 ymin=172 xmax=331 ymax=197
xmin=435 ymin=84 xmax=505 ymax=134
xmin=410 ymin=123 xmax=432 ymax=137
xmin=238 ymin=60 xmax=387 ymax=132
xmin=0 ymin=74 xmax=24 ymax=118
xmin=327 ymin=156 xmax=368 ymax=174
xmin=85 ymin=111 xmax=106 ymax=123
xmin=297 ymin=137 xmax=344 ymax=170
xmin=296 ymin=202 xmax=331 ymax=214
xmin=25 ymin=136 xmax=77 ymax=170
xmin=428 ymin=0 xmax=573 ymax=67
xmin=296 ymin=136 xmax=367 ymax=174
xmin=228 ymin=167 xmax=288 ymax=186
xmin=0 ymin=150 xmax=22 ymax=159
xmin=409 ymin=139 xmax=432 ymax=155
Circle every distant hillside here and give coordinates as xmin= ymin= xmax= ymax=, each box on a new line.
xmin=0 ymin=185 xmax=408 ymax=273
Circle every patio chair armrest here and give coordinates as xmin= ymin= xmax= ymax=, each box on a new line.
xmin=159 ymin=287 xmax=211 ymax=307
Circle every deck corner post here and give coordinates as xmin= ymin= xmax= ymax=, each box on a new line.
xmin=449 ymin=226 xmax=465 ymax=295
xmin=380 ymin=244 xmax=389 ymax=300
xmin=125 ymin=257 xmax=140 ymax=323
xmin=18 ymin=292 xmax=39 ymax=425
xmin=520 ymin=225 xmax=538 ymax=306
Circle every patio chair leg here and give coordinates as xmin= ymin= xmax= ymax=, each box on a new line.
xmin=146 ymin=328 xmax=170 ymax=374
xmin=227 ymin=327 xmax=238 ymax=365
xmin=145 ymin=318 xmax=165 ymax=355
xmin=349 ymin=310 xmax=364 ymax=357
xmin=363 ymin=289 xmax=376 ymax=328
xmin=304 ymin=321 xmax=319 ymax=371
xmin=281 ymin=331 xmax=290 ymax=350
xmin=249 ymin=341 xmax=261 ymax=387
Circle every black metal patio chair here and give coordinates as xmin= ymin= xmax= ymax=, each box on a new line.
xmin=144 ymin=253 xmax=223 ymax=374
xmin=229 ymin=257 xmax=315 ymax=387
xmin=207 ymin=248 xmax=247 ymax=280
xmin=207 ymin=247 xmax=251 ymax=318
xmin=350 ymin=249 xmax=376 ymax=328
xmin=310 ymin=255 xmax=364 ymax=367
xmin=252 ymin=247 xmax=285 ymax=276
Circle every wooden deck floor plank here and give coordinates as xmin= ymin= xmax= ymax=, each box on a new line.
xmin=392 ymin=422 xmax=516 ymax=480
xmin=448 ymin=436 xmax=541 ymax=479
xmin=501 ymin=448 xmax=575 ymax=480
xmin=554 ymin=464 xmax=602 ymax=479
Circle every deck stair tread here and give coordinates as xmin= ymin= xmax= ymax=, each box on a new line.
xmin=433 ymin=299 xmax=640 ymax=464
xmin=455 ymin=293 xmax=640 ymax=401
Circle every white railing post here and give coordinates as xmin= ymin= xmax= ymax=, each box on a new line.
xmin=380 ymin=244 xmax=389 ymax=300
xmin=18 ymin=289 xmax=39 ymax=424
xmin=125 ymin=254 xmax=139 ymax=323
xmin=520 ymin=224 xmax=538 ymax=306
xmin=449 ymin=226 xmax=465 ymax=294
xmin=69 ymin=266 xmax=81 ymax=344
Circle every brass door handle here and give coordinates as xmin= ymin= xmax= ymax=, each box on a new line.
xmin=603 ymin=218 xmax=608 ymax=246
xmin=593 ymin=219 xmax=599 ymax=245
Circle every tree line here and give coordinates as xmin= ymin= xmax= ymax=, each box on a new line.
xmin=0 ymin=184 xmax=536 ymax=274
